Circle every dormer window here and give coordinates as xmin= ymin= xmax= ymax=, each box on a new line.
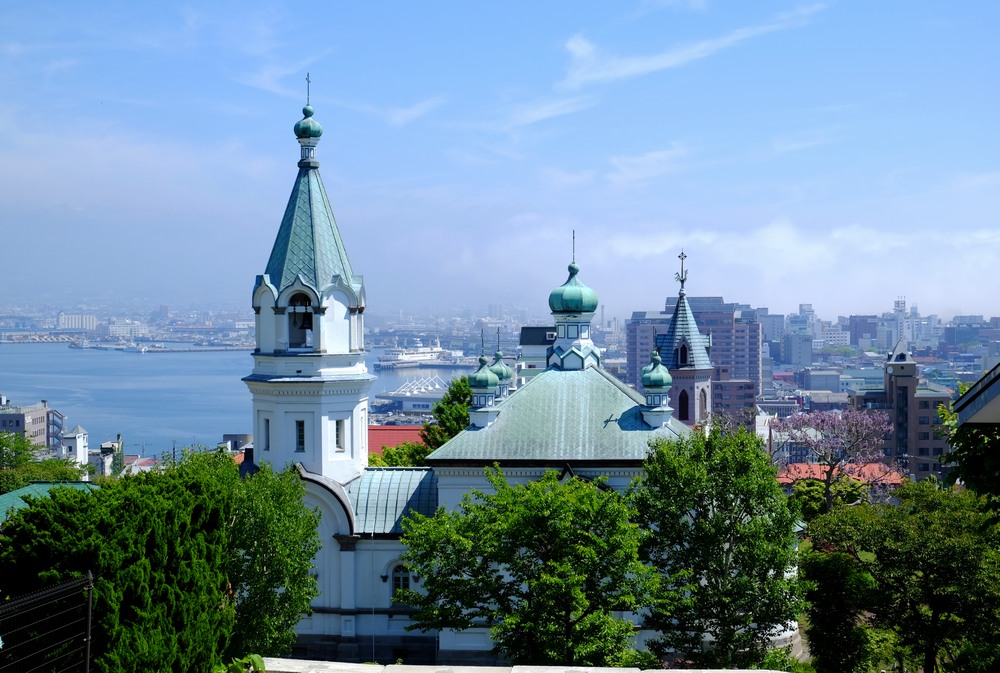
xmin=288 ymin=293 xmax=314 ymax=348
xmin=680 ymin=343 xmax=689 ymax=365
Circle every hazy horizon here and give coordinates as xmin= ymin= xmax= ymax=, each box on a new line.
xmin=3 ymin=2 xmax=999 ymax=323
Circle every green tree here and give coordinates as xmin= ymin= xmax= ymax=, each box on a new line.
xmin=226 ymin=462 xmax=321 ymax=658
xmin=400 ymin=467 xmax=655 ymax=666
xmin=0 ymin=456 xmax=87 ymax=494
xmin=789 ymin=476 xmax=867 ymax=522
xmin=801 ymin=550 xmax=876 ymax=673
xmin=0 ymin=451 xmax=239 ymax=672
xmin=809 ymin=480 xmax=1000 ymax=673
xmin=0 ymin=431 xmax=38 ymax=471
xmin=937 ymin=388 xmax=1000 ymax=505
xmin=419 ymin=376 xmax=471 ymax=449
xmin=0 ymin=452 xmax=321 ymax=670
xmin=634 ymin=428 xmax=802 ymax=669
xmin=369 ymin=440 xmax=433 ymax=467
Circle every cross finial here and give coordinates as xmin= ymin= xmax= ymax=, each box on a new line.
xmin=481 ymin=329 xmax=485 ymax=356
xmin=675 ymin=249 xmax=688 ymax=294
xmin=306 ymin=73 xmax=311 ymax=105
xmin=572 ymin=230 xmax=576 ymax=263
xmin=496 ymin=326 xmax=501 ymax=351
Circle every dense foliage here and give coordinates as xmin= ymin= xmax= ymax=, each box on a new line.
xmin=634 ymin=428 xmax=802 ymax=669
xmin=369 ymin=441 xmax=434 ymax=467
xmin=400 ymin=468 xmax=655 ymax=666
xmin=808 ymin=479 xmax=1000 ymax=672
xmin=0 ymin=451 xmax=320 ymax=671
xmin=790 ymin=476 xmax=866 ymax=521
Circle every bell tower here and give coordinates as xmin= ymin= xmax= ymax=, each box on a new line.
xmin=244 ymin=101 xmax=374 ymax=484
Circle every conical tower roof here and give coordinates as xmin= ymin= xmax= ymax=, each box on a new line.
xmin=661 ymin=252 xmax=711 ymax=370
xmin=264 ymin=105 xmax=363 ymax=296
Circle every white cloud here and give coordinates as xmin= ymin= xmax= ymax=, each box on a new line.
xmin=539 ymin=167 xmax=596 ymax=188
xmin=606 ymin=144 xmax=687 ymax=186
xmin=383 ymin=96 xmax=447 ymax=127
xmin=771 ymin=127 xmax=839 ymax=154
xmin=505 ymin=95 xmax=598 ymax=129
xmin=560 ymin=4 xmax=826 ymax=89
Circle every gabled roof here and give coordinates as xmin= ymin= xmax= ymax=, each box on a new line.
xmin=657 ymin=294 xmax=712 ymax=370
xmin=346 ymin=468 xmax=438 ymax=535
xmin=426 ymin=366 xmax=688 ymax=466
xmin=264 ymin=165 xmax=362 ymax=296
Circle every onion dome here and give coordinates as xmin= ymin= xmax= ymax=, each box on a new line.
xmin=548 ymin=261 xmax=599 ymax=314
xmin=489 ymin=350 xmax=513 ymax=382
xmin=294 ymin=105 xmax=323 ymax=139
xmin=469 ymin=355 xmax=500 ymax=389
xmin=641 ymin=351 xmax=672 ymax=389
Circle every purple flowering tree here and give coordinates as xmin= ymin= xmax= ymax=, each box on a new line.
xmin=773 ymin=409 xmax=892 ymax=512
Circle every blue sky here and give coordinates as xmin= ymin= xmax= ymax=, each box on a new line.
xmin=2 ymin=1 xmax=999 ymax=322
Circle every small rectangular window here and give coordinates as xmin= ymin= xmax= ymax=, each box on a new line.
xmin=335 ymin=419 xmax=345 ymax=452
xmin=295 ymin=420 xmax=305 ymax=452
xmin=263 ymin=418 xmax=270 ymax=451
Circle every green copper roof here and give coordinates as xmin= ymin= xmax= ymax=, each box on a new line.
xmin=490 ymin=351 xmax=513 ymax=382
xmin=426 ymin=366 xmax=688 ymax=465
xmin=641 ymin=351 xmax=672 ymax=389
xmin=658 ymin=294 xmax=712 ymax=370
xmin=548 ymin=262 xmax=599 ymax=314
xmin=346 ymin=468 xmax=438 ymax=535
xmin=293 ymin=105 xmax=323 ymax=139
xmin=470 ymin=355 xmax=500 ymax=389
xmin=264 ymin=163 xmax=362 ymax=295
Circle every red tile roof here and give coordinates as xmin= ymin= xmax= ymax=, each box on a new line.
xmin=777 ymin=462 xmax=906 ymax=486
xmin=368 ymin=425 xmax=425 ymax=455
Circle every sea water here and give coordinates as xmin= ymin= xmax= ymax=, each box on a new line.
xmin=0 ymin=343 xmax=468 ymax=457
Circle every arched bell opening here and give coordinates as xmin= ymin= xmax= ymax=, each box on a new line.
xmin=288 ymin=292 xmax=314 ymax=349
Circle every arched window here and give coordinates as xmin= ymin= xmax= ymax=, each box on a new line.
xmin=678 ymin=389 xmax=690 ymax=421
xmin=699 ymin=389 xmax=708 ymax=420
xmin=680 ymin=343 xmax=688 ymax=365
xmin=392 ymin=564 xmax=411 ymax=599
xmin=288 ymin=293 xmax=313 ymax=348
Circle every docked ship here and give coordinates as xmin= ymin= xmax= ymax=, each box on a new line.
xmin=373 ymin=339 xmax=464 ymax=371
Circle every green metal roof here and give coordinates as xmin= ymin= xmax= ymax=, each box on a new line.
xmin=264 ymin=164 xmax=362 ymax=296
xmin=657 ymin=294 xmax=712 ymax=370
xmin=346 ymin=468 xmax=438 ymax=535
xmin=426 ymin=366 xmax=689 ymax=465
xmin=0 ymin=482 xmax=98 ymax=521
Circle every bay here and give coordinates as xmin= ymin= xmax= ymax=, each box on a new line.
xmin=0 ymin=344 xmax=471 ymax=457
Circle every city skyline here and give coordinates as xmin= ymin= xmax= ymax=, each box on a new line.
xmin=2 ymin=2 xmax=999 ymax=321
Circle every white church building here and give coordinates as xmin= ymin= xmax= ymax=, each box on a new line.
xmin=246 ymin=104 xmax=758 ymax=664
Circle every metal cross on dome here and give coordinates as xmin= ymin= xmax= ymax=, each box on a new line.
xmin=676 ymin=250 xmax=688 ymax=293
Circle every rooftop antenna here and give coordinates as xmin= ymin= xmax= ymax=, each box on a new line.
xmin=305 ymin=72 xmax=311 ymax=105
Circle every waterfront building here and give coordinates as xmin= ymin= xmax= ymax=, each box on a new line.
xmin=0 ymin=398 xmax=64 ymax=449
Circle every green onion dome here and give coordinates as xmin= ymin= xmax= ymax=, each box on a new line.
xmin=294 ymin=105 xmax=323 ymax=139
xmin=469 ymin=355 xmax=500 ymax=389
xmin=548 ymin=262 xmax=599 ymax=314
xmin=641 ymin=351 xmax=672 ymax=389
xmin=489 ymin=350 xmax=513 ymax=382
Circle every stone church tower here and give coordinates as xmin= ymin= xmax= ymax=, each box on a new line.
xmin=244 ymin=104 xmax=374 ymax=484
xmin=661 ymin=252 xmax=713 ymax=426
